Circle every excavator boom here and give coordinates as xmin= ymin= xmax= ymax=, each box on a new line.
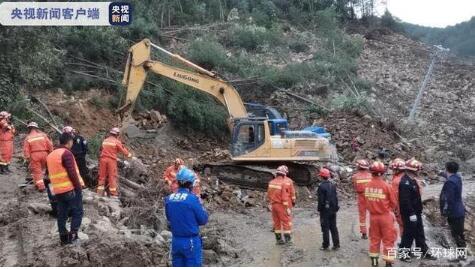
xmin=119 ymin=39 xmax=337 ymax=188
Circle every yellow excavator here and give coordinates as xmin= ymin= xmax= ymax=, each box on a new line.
xmin=118 ymin=39 xmax=336 ymax=188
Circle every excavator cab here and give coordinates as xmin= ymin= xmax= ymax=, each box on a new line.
xmin=231 ymin=118 xmax=267 ymax=157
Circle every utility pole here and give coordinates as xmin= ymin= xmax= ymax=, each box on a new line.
xmin=408 ymin=46 xmax=449 ymax=123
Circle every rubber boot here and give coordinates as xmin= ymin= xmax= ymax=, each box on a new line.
xmin=0 ymin=165 xmax=4 ymax=174
xmin=385 ymin=261 xmax=393 ymax=267
xmin=69 ymin=230 xmax=80 ymax=246
xmin=4 ymin=165 xmax=11 ymax=174
xmin=371 ymin=257 xmax=379 ymax=267
xmin=284 ymin=234 xmax=293 ymax=245
xmin=361 ymin=233 xmax=368 ymax=240
xmin=275 ymin=234 xmax=285 ymax=245
xmin=60 ymin=233 xmax=71 ymax=245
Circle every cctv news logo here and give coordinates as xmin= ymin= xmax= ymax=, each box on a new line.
xmin=0 ymin=2 xmax=132 ymax=26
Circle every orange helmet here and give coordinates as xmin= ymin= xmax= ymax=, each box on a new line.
xmin=319 ymin=168 xmax=331 ymax=178
xmin=370 ymin=161 xmax=386 ymax=174
xmin=174 ymin=158 xmax=185 ymax=166
xmin=355 ymin=159 xmax=370 ymax=170
xmin=389 ymin=158 xmax=405 ymax=170
xmin=405 ymin=159 xmax=422 ymax=172
xmin=276 ymin=165 xmax=289 ymax=176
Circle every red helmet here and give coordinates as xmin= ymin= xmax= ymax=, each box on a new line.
xmin=319 ymin=168 xmax=331 ymax=178
xmin=174 ymin=158 xmax=185 ymax=166
xmin=389 ymin=158 xmax=405 ymax=170
xmin=62 ymin=126 xmax=73 ymax=134
xmin=370 ymin=161 xmax=386 ymax=174
xmin=276 ymin=165 xmax=289 ymax=176
xmin=355 ymin=159 xmax=370 ymax=170
xmin=110 ymin=127 xmax=120 ymax=135
xmin=405 ymin=159 xmax=422 ymax=172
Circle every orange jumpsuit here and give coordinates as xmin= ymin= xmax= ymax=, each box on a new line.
xmin=23 ymin=130 xmax=53 ymax=190
xmin=163 ymin=165 xmax=180 ymax=193
xmin=391 ymin=172 xmax=404 ymax=237
xmin=284 ymin=176 xmax=296 ymax=208
xmin=163 ymin=165 xmax=201 ymax=196
xmin=97 ymin=136 xmax=131 ymax=196
xmin=365 ymin=176 xmax=397 ymax=264
xmin=267 ymin=176 xmax=293 ymax=235
xmin=0 ymin=120 xmax=15 ymax=166
xmin=352 ymin=170 xmax=372 ymax=235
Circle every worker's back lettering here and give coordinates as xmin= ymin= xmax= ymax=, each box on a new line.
xmin=170 ymin=193 xmax=188 ymax=201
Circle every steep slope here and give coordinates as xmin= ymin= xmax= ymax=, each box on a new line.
xmin=358 ymin=32 xmax=475 ymax=170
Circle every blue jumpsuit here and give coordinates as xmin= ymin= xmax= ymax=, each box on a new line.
xmin=165 ymin=188 xmax=208 ymax=267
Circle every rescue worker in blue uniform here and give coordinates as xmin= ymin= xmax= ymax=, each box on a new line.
xmin=165 ymin=167 xmax=208 ymax=267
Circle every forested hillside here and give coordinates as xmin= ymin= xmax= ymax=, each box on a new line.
xmin=0 ymin=0 xmax=383 ymax=137
xmin=401 ymin=17 xmax=475 ymax=57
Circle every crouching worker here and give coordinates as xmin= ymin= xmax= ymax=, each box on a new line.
xmin=165 ymin=167 xmax=208 ymax=267
xmin=46 ymin=132 xmax=85 ymax=245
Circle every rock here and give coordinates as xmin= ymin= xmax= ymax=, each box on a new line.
xmin=82 ymin=217 xmax=92 ymax=229
xmin=78 ymin=231 xmax=89 ymax=241
xmin=27 ymin=203 xmax=51 ymax=214
xmin=125 ymin=124 xmax=145 ymax=138
xmin=160 ymin=230 xmax=172 ymax=241
xmin=203 ymin=249 xmax=220 ymax=265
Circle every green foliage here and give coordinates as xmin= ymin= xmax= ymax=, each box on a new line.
xmin=165 ymin=84 xmax=228 ymax=137
xmin=289 ymin=40 xmax=310 ymax=53
xmin=187 ymin=38 xmax=231 ymax=71
xmin=331 ymin=93 xmax=370 ymax=112
xmin=88 ymin=132 xmax=106 ymax=160
xmin=402 ymin=16 xmax=475 ymax=57
xmin=226 ymin=24 xmax=282 ymax=51
xmin=381 ymin=10 xmax=404 ymax=33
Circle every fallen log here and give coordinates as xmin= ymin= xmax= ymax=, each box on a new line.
xmin=119 ymin=176 xmax=145 ymax=190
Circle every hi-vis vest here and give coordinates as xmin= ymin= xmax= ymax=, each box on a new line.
xmin=46 ymin=148 xmax=85 ymax=195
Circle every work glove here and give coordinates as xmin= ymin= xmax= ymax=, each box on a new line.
xmin=409 ymin=215 xmax=417 ymax=222
xmin=286 ymin=208 xmax=291 ymax=216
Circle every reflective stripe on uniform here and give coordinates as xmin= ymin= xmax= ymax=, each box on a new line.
xmin=274 ymin=230 xmax=282 ymax=233
xmin=50 ymin=172 xmax=68 ymax=179
xmin=102 ymin=142 xmax=116 ymax=147
xmin=269 ymin=184 xmax=282 ymax=189
xmin=283 ymin=201 xmax=289 ymax=206
xmin=369 ymin=252 xmax=379 ymax=257
xmin=282 ymin=230 xmax=292 ymax=234
xmin=356 ymin=179 xmax=371 ymax=184
xmin=52 ymin=180 xmax=73 ymax=189
xmin=365 ymin=193 xmax=386 ymax=199
xmin=27 ymin=136 xmax=45 ymax=143
xmin=97 ymin=186 xmax=105 ymax=190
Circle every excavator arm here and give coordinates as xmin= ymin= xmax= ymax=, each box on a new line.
xmin=119 ymin=38 xmax=247 ymax=128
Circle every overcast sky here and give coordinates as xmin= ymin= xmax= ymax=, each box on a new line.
xmin=385 ymin=0 xmax=475 ymax=28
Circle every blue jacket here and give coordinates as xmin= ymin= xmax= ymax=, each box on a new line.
xmin=165 ymin=188 xmax=208 ymax=237
xmin=440 ymin=173 xmax=465 ymax=218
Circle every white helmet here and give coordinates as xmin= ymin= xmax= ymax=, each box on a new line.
xmin=110 ymin=127 xmax=120 ymax=135
xmin=27 ymin=122 xmax=39 ymax=128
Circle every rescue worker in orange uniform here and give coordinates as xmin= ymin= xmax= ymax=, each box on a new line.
xmin=284 ymin=175 xmax=297 ymax=208
xmin=163 ymin=158 xmax=185 ymax=193
xmin=96 ymin=127 xmax=132 ymax=197
xmin=23 ymin=122 xmax=53 ymax=191
xmin=352 ymin=159 xmax=372 ymax=239
xmin=365 ymin=161 xmax=397 ymax=267
xmin=46 ymin=132 xmax=85 ymax=245
xmin=389 ymin=158 xmax=405 ymax=238
xmin=267 ymin=165 xmax=293 ymax=245
xmin=0 ymin=111 xmax=15 ymax=174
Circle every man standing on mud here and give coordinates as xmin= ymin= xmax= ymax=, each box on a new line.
xmin=267 ymin=165 xmax=294 ymax=245
xmin=352 ymin=159 xmax=371 ymax=239
xmin=46 ymin=132 xmax=85 ymax=245
xmin=165 ymin=167 xmax=208 ymax=267
xmin=439 ymin=161 xmax=466 ymax=259
xmin=317 ymin=167 xmax=340 ymax=250
xmin=71 ymin=128 xmax=92 ymax=187
xmin=398 ymin=159 xmax=436 ymax=261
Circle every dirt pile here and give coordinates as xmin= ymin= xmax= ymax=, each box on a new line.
xmin=358 ymin=32 xmax=475 ymax=169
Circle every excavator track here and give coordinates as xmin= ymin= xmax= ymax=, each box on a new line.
xmin=202 ymin=162 xmax=320 ymax=190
